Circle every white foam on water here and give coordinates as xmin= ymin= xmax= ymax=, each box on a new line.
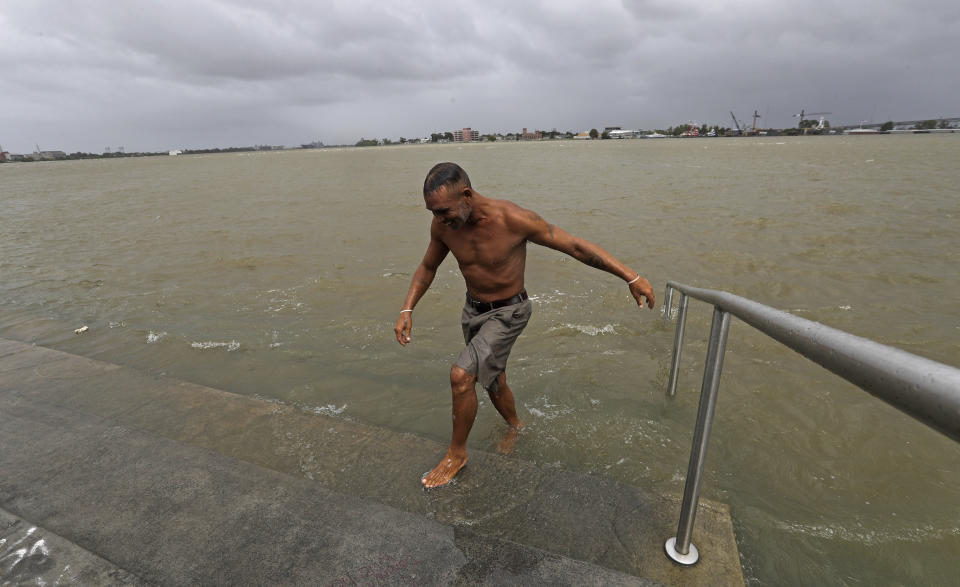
xmin=269 ymin=330 xmax=282 ymax=348
xmin=191 ymin=340 xmax=240 ymax=351
xmin=524 ymin=397 xmax=574 ymax=420
xmin=146 ymin=331 xmax=167 ymax=344
xmin=310 ymin=403 xmax=347 ymax=416
xmin=31 ymin=538 xmax=49 ymax=557
xmin=264 ymin=288 xmax=305 ymax=313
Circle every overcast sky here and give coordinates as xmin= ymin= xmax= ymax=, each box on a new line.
xmin=2 ymin=0 xmax=957 ymax=153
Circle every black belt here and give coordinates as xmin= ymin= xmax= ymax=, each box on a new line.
xmin=466 ymin=290 xmax=528 ymax=313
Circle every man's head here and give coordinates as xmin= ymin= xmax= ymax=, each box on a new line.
xmin=423 ymin=162 xmax=471 ymax=198
xmin=423 ymin=162 xmax=473 ymax=230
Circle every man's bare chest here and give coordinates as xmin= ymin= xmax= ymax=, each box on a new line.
xmin=443 ymin=229 xmax=526 ymax=268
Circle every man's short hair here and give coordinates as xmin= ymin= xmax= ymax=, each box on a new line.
xmin=424 ymin=162 xmax=472 ymax=197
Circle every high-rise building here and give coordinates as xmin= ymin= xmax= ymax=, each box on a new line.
xmin=453 ymin=128 xmax=479 ymax=142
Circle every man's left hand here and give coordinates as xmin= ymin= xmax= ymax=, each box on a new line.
xmin=629 ymin=276 xmax=655 ymax=309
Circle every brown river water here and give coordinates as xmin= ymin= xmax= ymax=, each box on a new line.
xmin=2 ymin=136 xmax=958 ymax=585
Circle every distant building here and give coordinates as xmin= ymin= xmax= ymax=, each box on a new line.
xmin=168 ymin=150 xmax=183 ymax=156
xmin=0 ymin=150 xmax=8 ymax=162
xmin=36 ymin=151 xmax=67 ymax=160
xmin=453 ymin=128 xmax=479 ymax=142
xmin=521 ymin=128 xmax=542 ymax=140
xmin=573 ymin=132 xmax=591 ymax=140
xmin=607 ymin=129 xmax=639 ymax=139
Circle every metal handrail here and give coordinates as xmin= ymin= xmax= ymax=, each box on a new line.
xmin=660 ymin=280 xmax=960 ymax=566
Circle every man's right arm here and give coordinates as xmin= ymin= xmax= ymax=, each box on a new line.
xmin=394 ymin=225 xmax=449 ymax=346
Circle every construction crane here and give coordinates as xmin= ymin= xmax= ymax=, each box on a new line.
xmin=729 ymin=111 xmax=743 ymax=135
xmin=751 ymin=110 xmax=762 ymax=133
xmin=793 ymin=109 xmax=832 ymax=129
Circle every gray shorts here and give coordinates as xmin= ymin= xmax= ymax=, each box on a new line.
xmin=454 ymin=294 xmax=533 ymax=394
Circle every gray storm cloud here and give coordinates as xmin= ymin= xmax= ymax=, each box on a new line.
xmin=1 ymin=0 xmax=957 ymax=152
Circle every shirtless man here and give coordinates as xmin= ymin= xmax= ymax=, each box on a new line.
xmin=394 ymin=162 xmax=655 ymax=488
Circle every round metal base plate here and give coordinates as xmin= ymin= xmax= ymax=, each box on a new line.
xmin=664 ymin=537 xmax=699 ymax=565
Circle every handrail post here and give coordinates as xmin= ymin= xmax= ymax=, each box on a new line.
xmin=663 ymin=284 xmax=675 ymax=320
xmin=667 ymin=293 xmax=690 ymax=397
xmin=665 ymin=306 xmax=731 ymax=565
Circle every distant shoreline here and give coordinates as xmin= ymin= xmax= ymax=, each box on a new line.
xmin=3 ymin=130 xmax=958 ymax=164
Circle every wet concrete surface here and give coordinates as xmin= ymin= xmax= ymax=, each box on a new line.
xmin=0 ymin=507 xmax=145 ymax=585
xmin=0 ymin=338 xmax=743 ymax=585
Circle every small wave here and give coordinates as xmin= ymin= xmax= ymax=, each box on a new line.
xmin=528 ymin=290 xmax=569 ymax=305
xmin=547 ymin=323 xmax=617 ymax=336
xmin=775 ymin=520 xmax=960 ymax=545
xmin=191 ymin=340 xmax=240 ymax=351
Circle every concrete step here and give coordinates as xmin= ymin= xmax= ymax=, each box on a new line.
xmin=0 ymin=338 xmax=743 ymax=585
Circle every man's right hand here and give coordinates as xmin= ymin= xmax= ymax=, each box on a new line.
xmin=394 ymin=312 xmax=413 ymax=346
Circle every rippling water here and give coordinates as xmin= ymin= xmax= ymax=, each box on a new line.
xmin=2 ymin=136 xmax=958 ymax=585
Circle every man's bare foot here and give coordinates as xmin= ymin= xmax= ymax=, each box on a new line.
xmin=497 ymin=422 xmax=523 ymax=454
xmin=421 ymin=451 xmax=467 ymax=488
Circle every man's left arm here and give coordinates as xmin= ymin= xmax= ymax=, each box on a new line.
xmin=518 ymin=207 xmax=655 ymax=308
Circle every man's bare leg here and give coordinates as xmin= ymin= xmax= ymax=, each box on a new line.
xmin=488 ymin=371 xmax=523 ymax=454
xmin=422 ymin=365 xmax=476 ymax=488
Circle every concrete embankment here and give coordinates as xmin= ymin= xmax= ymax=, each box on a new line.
xmin=0 ymin=338 xmax=743 ymax=585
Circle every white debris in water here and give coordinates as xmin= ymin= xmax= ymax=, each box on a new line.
xmin=108 ymin=321 xmax=125 ymax=328
xmin=146 ymin=331 xmax=167 ymax=344
xmin=839 ymin=305 xmax=852 ymax=311
xmin=191 ymin=340 xmax=240 ymax=351
xmin=73 ymin=325 xmax=88 ymax=334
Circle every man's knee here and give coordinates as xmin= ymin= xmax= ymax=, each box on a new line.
xmin=450 ymin=365 xmax=476 ymax=393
